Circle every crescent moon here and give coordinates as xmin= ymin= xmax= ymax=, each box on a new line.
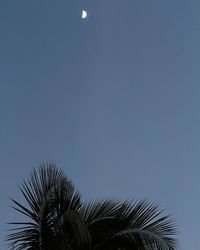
xmin=81 ymin=10 xmax=87 ymax=19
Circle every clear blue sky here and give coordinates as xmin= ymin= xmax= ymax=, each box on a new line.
xmin=0 ymin=1 xmax=200 ymax=249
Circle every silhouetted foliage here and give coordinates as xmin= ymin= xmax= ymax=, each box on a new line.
xmin=7 ymin=163 xmax=177 ymax=250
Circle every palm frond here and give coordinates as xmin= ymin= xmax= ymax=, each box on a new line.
xmin=80 ymin=199 xmax=122 ymax=224
xmin=94 ymin=200 xmax=177 ymax=250
xmin=7 ymin=163 xmax=75 ymax=250
xmin=7 ymin=164 xmax=178 ymax=250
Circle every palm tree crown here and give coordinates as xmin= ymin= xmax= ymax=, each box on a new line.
xmin=7 ymin=163 xmax=178 ymax=250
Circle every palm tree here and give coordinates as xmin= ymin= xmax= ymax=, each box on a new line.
xmin=7 ymin=163 xmax=177 ymax=250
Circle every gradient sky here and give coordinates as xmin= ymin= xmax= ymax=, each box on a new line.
xmin=0 ymin=1 xmax=200 ymax=249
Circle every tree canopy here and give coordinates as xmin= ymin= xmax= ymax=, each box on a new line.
xmin=7 ymin=163 xmax=178 ymax=250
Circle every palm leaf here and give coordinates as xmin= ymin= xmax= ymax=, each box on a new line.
xmin=94 ymin=200 xmax=177 ymax=250
xmin=7 ymin=163 xmax=75 ymax=250
xmin=7 ymin=164 xmax=178 ymax=250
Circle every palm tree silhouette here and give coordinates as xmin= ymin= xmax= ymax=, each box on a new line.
xmin=7 ymin=163 xmax=177 ymax=250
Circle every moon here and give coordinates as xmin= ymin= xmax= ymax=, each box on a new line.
xmin=81 ymin=10 xmax=87 ymax=19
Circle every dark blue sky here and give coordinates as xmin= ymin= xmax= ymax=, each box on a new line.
xmin=1 ymin=1 xmax=200 ymax=249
